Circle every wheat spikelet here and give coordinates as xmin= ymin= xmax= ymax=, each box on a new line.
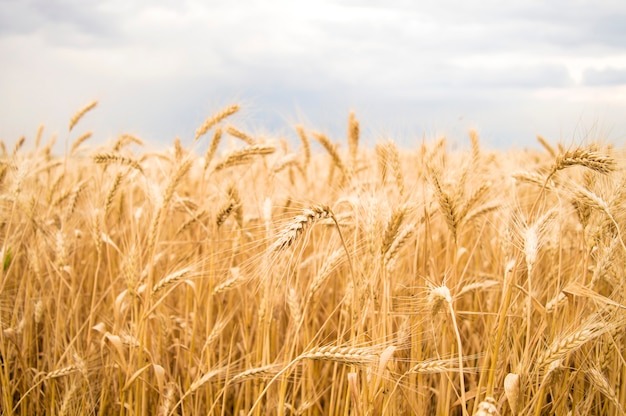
xmin=147 ymin=159 xmax=193 ymax=255
xmin=225 ymin=124 xmax=255 ymax=145
xmin=538 ymin=321 xmax=606 ymax=369
xmin=306 ymin=249 xmax=344 ymax=302
xmin=459 ymin=183 xmax=490 ymax=221
xmin=384 ymin=224 xmax=414 ymax=271
xmin=174 ymin=210 xmax=207 ymax=236
xmin=163 ymin=159 xmax=193 ymax=211
xmin=151 ymin=267 xmax=194 ymax=296
xmin=58 ymin=381 xmax=82 ymax=416
xmin=586 ymin=367 xmax=625 ymax=415
xmin=203 ymin=127 xmax=223 ymax=169
xmin=13 ymin=136 xmax=25 ymax=155
xmin=464 ymin=202 xmax=500 ymax=224
xmin=195 ymin=104 xmax=240 ymax=141
xmin=113 ymin=133 xmax=144 ymax=152
xmin=504 ymin=373 xmax=521 ymax=415
xmin=216 ymin=199 xmax=235 ymax=227
xmin=230 ymin=364 xmax=281 ymax=384
xmin=545 ymin=291 xmax=568 ymax=314
xmin=515 ymin=210 xmax=556 ymax=273
xmin=185 ymin=368 xmax=224 ymax=396
xmin=35 ymin=124 xmax=44 ymax=148
xmin=474 ymin=396 xmax=498 ymax=416
xmin=33 ymin=299 xmax=44 ymax=325
xmin=591 ymin=238 xmax=619 ymax=291
xmin=551 ymin=145 xmax=616 ymax=176
xmin=64 ymin=182 xmax=86 ymax=219
xmin=347 ymin=110 xmax=359 ymax=168
xmin=272 ymin=153 xmax=300 ymax=174
xmin=42 ymin=133 xmax=57 ymax=158
xmin=428 ymin=167 xmax=460 ymax=240
xmin=376 ymin=141 xmax=405 ymax=196
xmin=572 ymin=186 xmax=626 ymax=251
xmin=93 ymin=153 xmax=144 ymax=174
xmin=312 ymin=132 xmax=349 ymax=180
xmin=213 ymin=268 xmax=246 ymax=294
xmin=213 ymin=145 xmax=275 ymax=172
xmin=287 ymin=286 xmax=303 ymax=326
xmin=173 ymin=136 xmax=184 ymax=163
xmin=46 ymin=365 xmax=79 ymax=379
xmin=271 ymin=205 xmax=333 ymax=251
xmin=536 ymin=135 xmax=556 ymax=157
xmin=405 ymin=358 xmax=458 ymax=375
xmin=70 ymin=131 xmax=92 ymax=155
xmin=512 ymin=171 xmax=556 ymax=190
xmin=469 ymin=129 xmax=481 ymax=161
xmin=104 ymin=171 xmax=125 ymax=219
xmin=299 ymin=345 xmax=379 ymax=366
xmin=381 ymin=206 xmax=407 ymax=256
xmin=157 ymin=381 xmax=178 ymax=416
xmin=227 ymin=185 xmax=243 ymax=228
xmin=295 ymin=125 xmax=311 ymax=167
xmin=203 ymin=316 xmax=230 ymax=349
xmin=69 ymin=100 xmax=97 ymax=132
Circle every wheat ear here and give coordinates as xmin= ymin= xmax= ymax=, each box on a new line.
xmin=226 ymin=124 xmax=256 ymax=145
xmin=70 ymin=131 xmax=92 ymax=155
xmin=213 ymin=144 xmax=275 ymax=172
xmin=93 ymin=153 xmax=144 ymax=174
xmin=348 ymin=110 xmax=359 ymax=168
xmin=537 ymin=135 xmax=556 ymax=157
xmin=195 ymin=104 xmax=240 ymax=141
xmin=313 ymin=132 xmax=349 ymax=180
xmin=113 ymin=134 xmax=144 ymax=152
xmin=271 ymin=205 xmax=333 ymax=251
xmin=69 ymin=100 xmax=98 ymax=132
xmin=550 ymin=145 xmax=616 ymax=177
xmin=295 ymin=125 xmax=311 ymax=167
xmin=428 ymin=167 xmax=460 ymax=240
xmin=203 ymin=127 xmax=223 ymax=170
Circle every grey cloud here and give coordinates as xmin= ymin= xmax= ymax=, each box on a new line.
xmin=459 ymin=65 xmax=573 ymax=89
xmin=583 ymin=67 xmax=626 ymax=85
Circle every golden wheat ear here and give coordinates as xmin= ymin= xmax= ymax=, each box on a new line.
xmin=69 ymin=100 xmax=98 ymax=132
xmin=195 ymin=104 xmax=240 ymax=141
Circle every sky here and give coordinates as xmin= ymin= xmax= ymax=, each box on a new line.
xmin=2 ymin=0 xmax=626 ymax=151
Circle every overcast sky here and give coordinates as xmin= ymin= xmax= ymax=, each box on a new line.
xmin=2 ymin=0 xmax=626 ymax=151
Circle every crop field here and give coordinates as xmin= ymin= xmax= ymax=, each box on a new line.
xmin=1 ymin=102 xmax=625 ymax=415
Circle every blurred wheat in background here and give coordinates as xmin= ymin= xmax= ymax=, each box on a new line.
xmin=1 ymin=101 xmax=625 ymax=415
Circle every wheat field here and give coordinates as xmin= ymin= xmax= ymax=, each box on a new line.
xmin=1 ymin=102 xmax=625 ymax=415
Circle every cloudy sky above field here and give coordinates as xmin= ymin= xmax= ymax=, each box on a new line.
xmin=2 ymin=0 xmax=626 ymax=150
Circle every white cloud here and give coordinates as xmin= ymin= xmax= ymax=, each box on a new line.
xmin=583 ymin=67 xmax=626 ymax=86
xmin=1 ymin=0 xmax=626 ymax=149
